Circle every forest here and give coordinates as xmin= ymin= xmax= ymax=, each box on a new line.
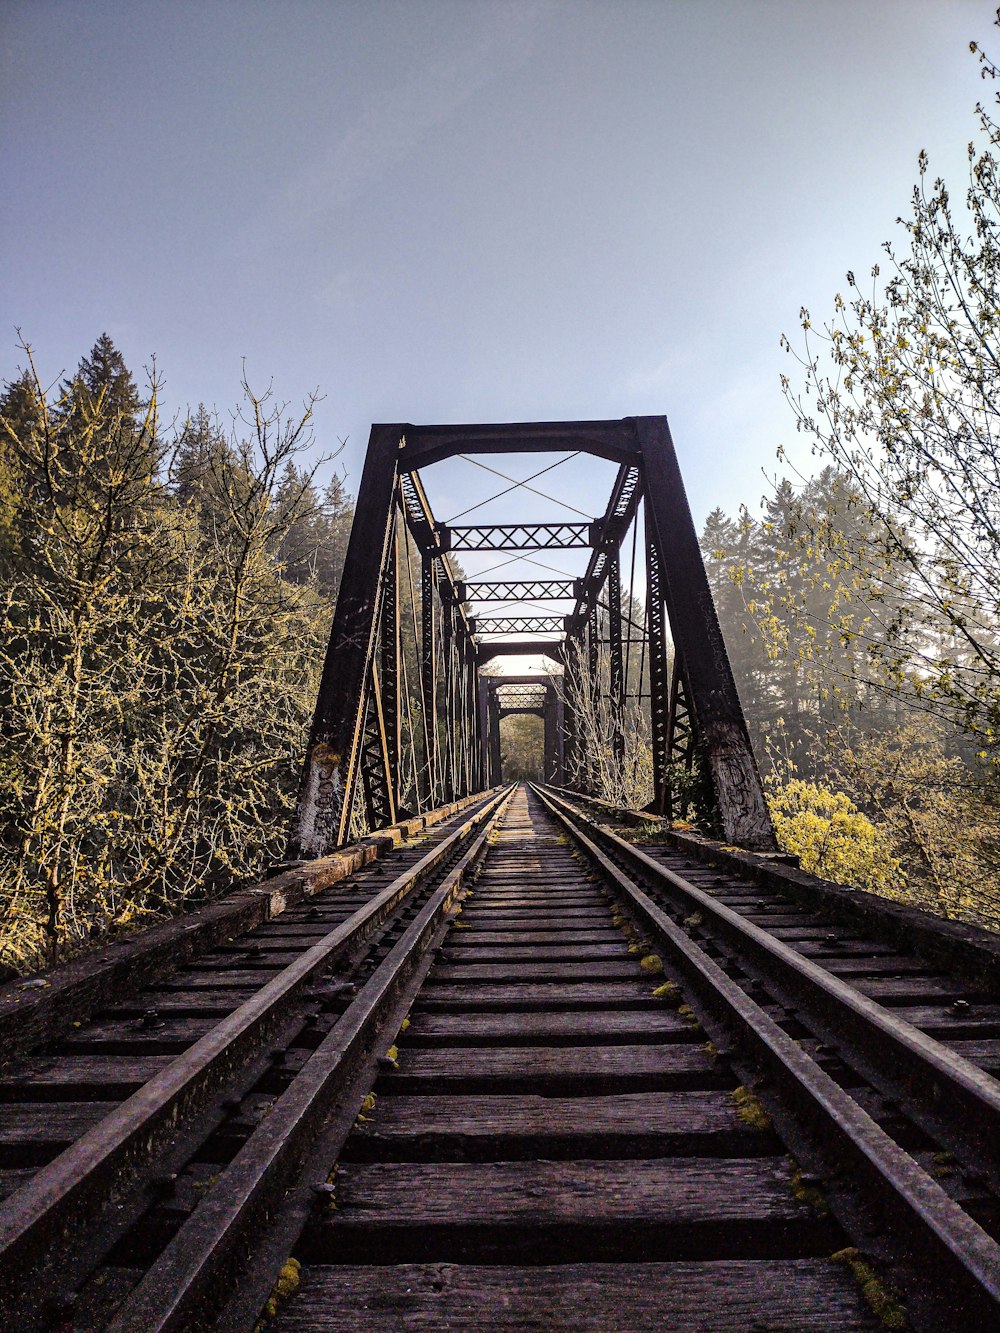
xmin=0 ymin=336 xmax=352 ymax=973
xmin=1 ymin=314 xmax=997 ymax=978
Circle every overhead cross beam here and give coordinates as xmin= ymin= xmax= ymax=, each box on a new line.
xmin=457 ymin=579 xmax=579 ymax=603
xmin=440 ymin=522 xmax=596 ymax=552
xmin=470 ymin=616 xmax=568 ymax=636
xmin=292 ymin=417 xmax=777 ymax=857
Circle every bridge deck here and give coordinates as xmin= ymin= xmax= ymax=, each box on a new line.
xmin=0 ymin=785 xmax=997 ymax=1330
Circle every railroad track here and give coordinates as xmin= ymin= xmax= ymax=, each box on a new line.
xmin=0 ymin=784 xmax=998 ymax=1329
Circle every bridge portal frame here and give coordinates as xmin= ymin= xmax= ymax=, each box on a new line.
xmin=291 ymin=417 xmax=776 ymax=857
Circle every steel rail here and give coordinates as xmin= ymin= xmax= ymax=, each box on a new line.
xmin=105 ymin=784 xmax=517 ymax=1333
xmin=539 ymin=786 xmax=1000 ymax=1186
xmin=0 ymin=787 xmax=512 ymax=1318
xmin=532 ymin=784 xmax=1000 ymax=1326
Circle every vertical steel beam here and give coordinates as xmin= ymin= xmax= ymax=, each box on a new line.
xmin=291 ymin=426 xmax=400 ymax=856
xmin=441 ymin=591 xmax=457 ymax=801
xmin=543 ymin=683 xmax=565 ymax=784
xmin=465 ymin=639 xmax=480 ymax=790
xmin=645 ymin=503 xmax=670 ymax=817
xmin=665 ymin=652 xmax=696 ymax=819
xmin=607 ymin=549 xmax=625 ymax=768
xmin=477 ymin=675 xmax=492 ymax=787
xmin=636 ymin=416 xmax=776 ymax=850
xmin=562 ymin=636 xmax=578 ymax=789
xmin=420 ymin=552 xmax=438 ymax=808
xmin=380 ymin=506 xmax=402 ymax=816
xmin=586 ymin=604 xmax=600 ymax=796
xmin=359 ymin=660 xmax=396 ymax=830
xmin=488 ymin=682 xmax=502 ymax=784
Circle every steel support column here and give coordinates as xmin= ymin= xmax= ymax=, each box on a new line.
xmin=607 ymin=549 xmax=625 ymax=768
xmin=380 ymin=506 xmax=402 ymax=817
xmin=645 ymin=505 xmax=670 ymax=817
xmin=420 ymin=551 xmax=438 ymax=808
xmin=637 ymin=416 xmax=776 ymax=850
xmin=291 ymin=427 xmax=399 ymax=856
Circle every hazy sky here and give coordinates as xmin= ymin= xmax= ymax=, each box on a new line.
xmin=2 ymin=0 xmax=994 ymax=538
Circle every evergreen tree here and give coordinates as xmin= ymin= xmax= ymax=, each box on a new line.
xmin=62 ymin=332 xmax=142 ymax=422
xmin=0 ymin=370 xmax=38 ymax=569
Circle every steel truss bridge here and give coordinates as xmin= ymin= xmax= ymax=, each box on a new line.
xmin=2 ymin=418 xmax=998 ymax=1331
xmin=292 ymin=416 xmax=774 ymax=858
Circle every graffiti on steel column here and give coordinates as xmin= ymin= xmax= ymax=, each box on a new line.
xmin=297 ymin=741 xmax=343 ymax=858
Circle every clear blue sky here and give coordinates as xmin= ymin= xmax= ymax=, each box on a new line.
xmin=1 ymin=0 xmax=993 ymax=534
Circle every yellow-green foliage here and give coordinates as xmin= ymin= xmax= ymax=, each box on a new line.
xmin=831 ymin=1248 xmax=907 ymax=1329
xmin=767 ymin=778 xmax=903 ymax=894
xmin=931 ymin=1150 xmax=955 ymax=1179
xmin=788 ymin=1160 xmax=829 ymax=1215
xmin=639 ymin=953 xmax=664 ymax=974
xmin=0 ymin=339 xmax=348 ymax=973
xmin=262 ymin=1257 xmax=301 ymax=1319
xmin=730 ymin=1085 xmax=772 ymax=1131
xmin=652 ymin=981 xmax=681 ymax=1003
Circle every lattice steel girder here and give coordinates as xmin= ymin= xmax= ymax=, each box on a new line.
xmin=420 ymin=551 xmax=438 ymax=807
xmin=469 ymin=616 xmax=569 ymax=636
xmin=607 ymin=548 xmax=625 ymax=768
xmin=565 ymin=464 xmax=642 ymax=637
xmin=457 ymin=579 xmax=580 ymax=603
xmin=645 ymin=510 xmax=671 ymax=817
xmin=398 ymin=471 xmax=475 ymax=639
xmin=440 ymin=521 xmax=597 ymax=552
xmin=495 ymin=686 xmax=549 ymax=709
xmin=544 ymin=687 xmax=565 ymax=784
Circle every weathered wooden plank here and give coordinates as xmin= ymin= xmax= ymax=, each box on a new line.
xmin=739 ymin=914 xmax=816 ymax=928
xmin=0 ymin=1054 xmax=171 ymax=1100
xmin=382 ymin=1044 xmax=717 ymax=1087
xmin=440 ymin=944 xmax=627 ymax=962
xmin=351 ymin=1091 xmax=766 ymax=1158
xmin=156 ymin=969 xmax=284 ymax=989
xmin=848 ymin=976 xmax=977 ymax=1004
xmin=792 ymin=939 xmax=898 ymax=957
xmin=404 ymin=1011 xmax=697 ymax=1044
xmin=304 ymin=1158 xmax=832 ymax=1263
xmin=945 ymin=1038 xmax=1000 ymax=1071
xmin=816 ymin=956 xmax=943 ymax=978
xmin=416 ymin=982 xmax=656 ymax=1009
xmin=56 ymin=1015 xmax=218 ymax=1053
xmin=0 ymin=1102 xmax=118 ymax=1162
xmin=890 ymin=1004 xmax=1000 ymax=1035
xmin=270 ymin=1260 xmax=874 ymax=1331
xmin=446 ymin=930 xmax=616 ymax=945
xmin=429 ymin=961 xmax=639 ymax=982
xmin=330 ymin=1157 xmax=803 ymax=1223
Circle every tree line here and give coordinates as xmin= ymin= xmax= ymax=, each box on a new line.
xmin=700 ymin=29 xmax=1000 ymax=928
xmin=0 ymin=334 xmax=353 ymax=973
